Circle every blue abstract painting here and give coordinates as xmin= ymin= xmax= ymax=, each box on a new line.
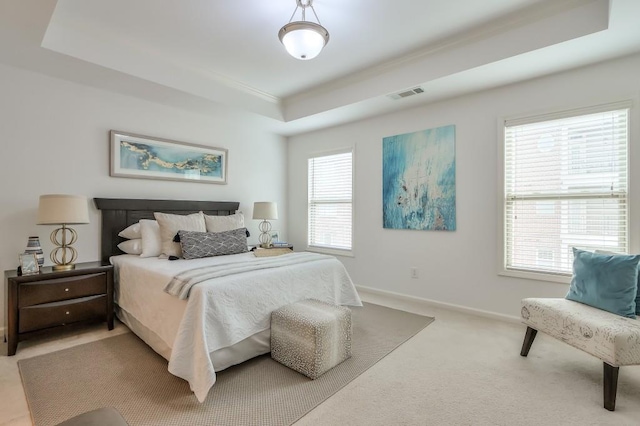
xmin=119 ymin=141 xmax=223 ymax=178
xmin=383 ymin=125 xmax=456 ymax=231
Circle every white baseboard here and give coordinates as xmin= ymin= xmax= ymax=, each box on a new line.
xmin=355 ymin=285 xmax=521 ymax=325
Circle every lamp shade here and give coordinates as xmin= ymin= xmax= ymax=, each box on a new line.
xmin=253 ymin=202 xmax=278 ymax=220
xmin=37 ymin=194 xmax=90 ymax=225
xmin=279 ymin=21 xmax=329 ymax=60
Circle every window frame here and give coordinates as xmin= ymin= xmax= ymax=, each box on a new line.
xmin=306 ymin=147 xmax=355 ymax=257
xmin=497 ymin=100 xmax=633 ymax=283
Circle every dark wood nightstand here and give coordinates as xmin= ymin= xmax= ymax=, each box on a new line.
xmin=4 ymin=261 xmax=114 ymax=356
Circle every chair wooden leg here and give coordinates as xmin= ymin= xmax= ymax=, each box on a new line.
xmin=520 ymin=326 xmax=537 ymax=357
xmin=603 ymin=363 xmax=619 ymax=411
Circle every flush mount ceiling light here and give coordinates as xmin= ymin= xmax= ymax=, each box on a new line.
xmin=278 ymin=0 xmax=330 ymax=60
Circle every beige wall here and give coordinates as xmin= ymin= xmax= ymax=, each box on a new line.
xmin=0 ymin=63 xmax=287 ymax=329
xmin=288 ymin=53 xmax=640 ymax=319
xmin=3 ymin=51 xmax=640 ymax=330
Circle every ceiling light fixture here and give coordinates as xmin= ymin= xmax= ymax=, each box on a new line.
xmin=278 ymin=0 xmax=329 ymax=60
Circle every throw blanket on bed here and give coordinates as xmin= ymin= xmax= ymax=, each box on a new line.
xmin=165 ymin=252 xmax=331 ymax=299
xmin=165 ymin=251 xmax=362 ymax=402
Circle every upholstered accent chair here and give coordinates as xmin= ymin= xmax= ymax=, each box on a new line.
xmin=520 ymin=298 xmax=640 ymax=411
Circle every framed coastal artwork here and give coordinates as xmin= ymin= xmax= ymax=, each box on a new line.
xmin=382 ymin=124 xmax=456 ymax=231
xmin=110 ymin=130 xmax=228 ymax=184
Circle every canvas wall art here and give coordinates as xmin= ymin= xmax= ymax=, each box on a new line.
xmin=383 ymin=125 xmax=456 ymax=231
xmin=110 ymin=130 xmax=227 ymax=184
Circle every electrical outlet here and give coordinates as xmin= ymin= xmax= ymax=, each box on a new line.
xmin=410 ymin=267 xmax=418 ymax=279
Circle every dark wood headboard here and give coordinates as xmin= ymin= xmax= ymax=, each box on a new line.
xmin=94 ymin=198 xmax=240 ymax=263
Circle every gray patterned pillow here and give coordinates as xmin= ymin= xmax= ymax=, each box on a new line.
xmin=177 ymin=228 xmax=248 ymax=259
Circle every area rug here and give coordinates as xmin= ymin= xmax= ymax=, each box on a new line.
xmin=19 ymin=303 xmax=434 ymax=426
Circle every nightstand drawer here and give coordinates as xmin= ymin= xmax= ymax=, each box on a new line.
xmin=19 ymin=295 xmax=107 ymax=333
xmin=18 ymin=273 xmax=106 ymax=308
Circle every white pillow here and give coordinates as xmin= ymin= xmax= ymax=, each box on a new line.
xmin=140 ymin=219 xmax=162 ymax=258
xmin=118 ymin=222 xmax=142 ymax=239
xmin=204 ymin=212 xmax=244 ymax=233
xmin=154 ymin=212 xmax=206 ymax=258
xmin=117 ymin=239 xmax=142 ymax=255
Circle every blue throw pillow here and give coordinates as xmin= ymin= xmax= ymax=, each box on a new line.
xmin=596 ymin=249 xmax=640 ymax=316
xmin=566 ymin=248 xmax=639 ymax=318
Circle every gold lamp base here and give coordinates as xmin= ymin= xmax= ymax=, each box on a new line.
xmin=52 ymin=263 xmax=76 ymax=271
xmin=49 ymin=225 xmax=79 ymax=271
xmin=258 ymin=220 xmax=273 ymax=248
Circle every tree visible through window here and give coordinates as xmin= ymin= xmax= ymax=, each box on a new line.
xmin=503 ymin=103 xmax=630 ymax=276
xmin=308 ymin=150 xmax=353 ymax=253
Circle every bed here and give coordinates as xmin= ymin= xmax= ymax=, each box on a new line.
xmin=94 ymin=198 xmax=362 ymax=402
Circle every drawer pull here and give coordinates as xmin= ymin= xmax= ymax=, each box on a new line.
xmin=65 ymin=311 xmax=70 ymax=315
xmin=65 ymin=288 xmax=69 ymax=292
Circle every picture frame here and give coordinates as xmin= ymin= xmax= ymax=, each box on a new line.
xmin=269 ymin=231 xmax=280 ymax=243
xmin=110 ymin=130 xmax=228 ymax=184
xmin=19 ymin=253 xmax=40 ymax=275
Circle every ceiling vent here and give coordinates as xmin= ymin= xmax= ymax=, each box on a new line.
xmin=387 ymin=86 xmax=425 ymax=100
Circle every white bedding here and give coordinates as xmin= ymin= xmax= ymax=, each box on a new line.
xmin=110 ymin=252 xmax=362 ymax=402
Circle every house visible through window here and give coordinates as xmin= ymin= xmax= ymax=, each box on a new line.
xmin=502 ymin=102 xmax=630 ymax=277
xmin=308 ymin=149 xmax=353 ymax=254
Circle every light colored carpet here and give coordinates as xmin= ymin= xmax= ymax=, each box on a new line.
xmin=295 ymin=293 xmax=640 ymax=426
xmin=18 ymin=303 xmax=434 ymax=426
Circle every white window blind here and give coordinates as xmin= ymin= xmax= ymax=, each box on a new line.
xmin=504 ymin=103 xmax=630 ymax=276
xmin=308 ymin=150 xmax=353 ymax=252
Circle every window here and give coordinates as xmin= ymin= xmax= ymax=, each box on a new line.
xmin=502 ymin=102 xmax=630 ymax=278
xmin=308 ymin=149 xmax=353 ymax=254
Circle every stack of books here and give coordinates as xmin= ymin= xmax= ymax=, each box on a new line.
xmin=271 ymin=241 xmax=290 ymax=247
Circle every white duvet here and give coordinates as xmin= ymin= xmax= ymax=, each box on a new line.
xmin=111 ymin=252 xmax=362 ymax=402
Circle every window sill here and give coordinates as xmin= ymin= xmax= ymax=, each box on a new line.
xmin=499 ymin=268 xmax=571 ymax=284
xmin=306 ymin=246 xmax=354 ymax=258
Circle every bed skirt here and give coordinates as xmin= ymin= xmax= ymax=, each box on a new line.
xmin=115 ymin=305 xmax=272 ymax=371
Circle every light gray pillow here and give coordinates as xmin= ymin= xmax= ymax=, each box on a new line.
xmin=117 ymin=239 xmax=142 ymax=255
xmin=177 ymin=228 xmax=248 ymax=259
xmin=203 ymin=212 xmax=244 ymax=232
xmin=118 ymin=222 xmax=142 ymax=239
xmin=154 ymin=212 xmax=206 ymax=258
xmin=139 ymin=219 xmax=162 ymax=258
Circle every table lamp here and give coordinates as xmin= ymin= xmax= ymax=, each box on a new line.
xmin=37 ymin=194 xmax=90 ymax=270
xmin=253 ymin=202 xmax=278 ymax=248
